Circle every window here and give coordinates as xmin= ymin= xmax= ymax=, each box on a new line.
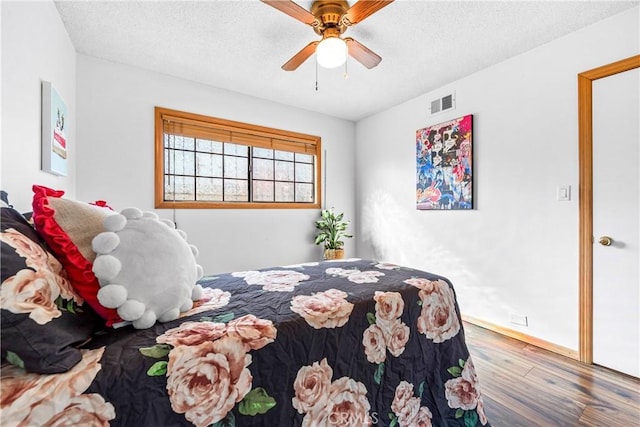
xmin=155 ymin=107 xmax=322 ymax=209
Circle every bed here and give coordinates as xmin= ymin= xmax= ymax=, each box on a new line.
xmin=1 ymin=189 xmax=489 ymax=427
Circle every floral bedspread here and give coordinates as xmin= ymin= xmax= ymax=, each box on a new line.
xmin=1 ymin=259 xmax=489 ymax=427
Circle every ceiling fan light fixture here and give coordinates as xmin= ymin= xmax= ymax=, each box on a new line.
xmin=316 ymin=37 xmax=347 ymax=68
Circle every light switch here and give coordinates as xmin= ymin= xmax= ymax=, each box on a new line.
xmin=557 ymin=185 xmax=571 ymax=201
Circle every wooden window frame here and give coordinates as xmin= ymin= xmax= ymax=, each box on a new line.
xmin=155 ymin=107 xmax=322 ymax=209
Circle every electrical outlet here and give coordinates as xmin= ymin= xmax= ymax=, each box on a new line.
xmin=509 ymin=313 xmax=528 ymax=326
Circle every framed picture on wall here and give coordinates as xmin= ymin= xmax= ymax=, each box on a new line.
xmin=416 ymin=114 xmax=473 ymax=210
xmin=41 ymin=81 xmax=68 ymax=176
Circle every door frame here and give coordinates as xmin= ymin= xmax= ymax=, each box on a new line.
xmin=578 ymin=55 xmax=640 ymax=364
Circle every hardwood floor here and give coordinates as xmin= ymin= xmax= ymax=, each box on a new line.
xmin=462 ymin=322 xmax=640 ymax=426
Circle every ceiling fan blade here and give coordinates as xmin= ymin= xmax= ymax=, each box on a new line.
xmin=282 ymin=41 xmax=319 ymax=71
xmin=345 ymin=37 xmax=382 ymax=69
xmin=261 ymin=0 xmax=320 ymax=26
xmin=342 ymin=0 xmax=394 ymax=26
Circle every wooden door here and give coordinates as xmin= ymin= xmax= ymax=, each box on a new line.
xmin=592 ymin=67 xmax=639 ymax=377
xmin=578 ymin=55 xmax=640 ymax=376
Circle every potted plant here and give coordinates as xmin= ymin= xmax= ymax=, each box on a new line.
xmin=314 ymin=207 xmax=353 ymax=260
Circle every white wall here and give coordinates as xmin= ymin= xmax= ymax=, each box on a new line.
xmin=76 ymin=56 xmax=356 ymax=275
xmin=1 ymin=1 xmax=77 ymax=211
xmin=355 ymin=7 xmax=639 ymax=351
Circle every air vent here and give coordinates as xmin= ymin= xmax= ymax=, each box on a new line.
xmin=430 ymin=99 xmax=441 ymax=114
xmin=429 ymin=92 xmax=456 ymax=115
xmin=441 ymin=94 xmax=453 ymax=110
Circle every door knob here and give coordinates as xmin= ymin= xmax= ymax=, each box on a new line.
xmin=598 ymin=236 xmax=613 ymax=246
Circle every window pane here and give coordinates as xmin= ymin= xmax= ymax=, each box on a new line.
xmin=224 ymin=179 xmax=249 ymax=201
xmin=275 ymin=150 xmax=294 ymax=161
xmin=275 ymin=160 xmax=294 ymax=181
xmin=253 ymin=180 xmax=274 ymax=202
xmin=253 ymin=158 xmax=273 ymax=180
xmin=275 ymin=182 xmax=294 ymax=202
xmin=253 ymin=147 xmax=273 ymax=159
xmin=164 ymin=149 xmax=171 ymax=173
xmin=295 ymin=163 xmax=313 ymax=183
xmin=179 ymin=136 xmax=195 ymax=150
xmin=224 ymin=143 xmax=248 ymax=157
xmin=224 ymin=156 xmax=248 ymax=179
xmin=196 ymin=153 xmax=222 ymax=177
xmin=295 ymin=153 xmax=313 ymax=163
xmin=165 ymin=175 xmax=195 ymax=201
xmin=295 ymin=183 xmax=314 ymax=202
xmin=164 ymin=175 xmax=173 ymax=198
xmin=166 ymin=135 xmax=195 ymax=151
xmin=196 ymin=139 xmax=223 ymax=154
xmin=167 ymin=149 xmax=194 ymax=175
xmin=196 ymin=177 xmax=222 ymax=201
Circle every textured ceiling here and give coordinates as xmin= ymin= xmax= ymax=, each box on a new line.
xmin=55 ymin=0 xmax=638 ymax=121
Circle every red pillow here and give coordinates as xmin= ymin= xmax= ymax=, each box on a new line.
xmin=31 ymin=185 xmax=122 ymax=326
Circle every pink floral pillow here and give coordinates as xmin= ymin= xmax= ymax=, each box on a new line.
xmin=1 ymin=206 xmax=101 ymax=373
xmin=31 ymin=185 xmax=122 ymax=326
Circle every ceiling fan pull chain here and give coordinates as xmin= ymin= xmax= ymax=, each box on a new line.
xmin=315 ymin=59 xmax=319 ymax=91
xmin=344 ymin=58 xmax=349 ymax=79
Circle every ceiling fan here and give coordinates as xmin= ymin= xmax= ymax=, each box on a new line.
xmin=261 ymin=0 xmax=394 ymax=71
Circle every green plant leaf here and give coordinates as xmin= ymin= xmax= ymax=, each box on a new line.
xmin=214 ymin=312 xmax=235 ymax=324
xmin=212 ymin=412 xmax=235 ymax=427
xmin=418 ymin=381 xmax=425 ymax=398
xmin=389 ymin=415 xmax=398 ymax=427
xmin=417 ymin=300 xmax=423 ymax=306
xmin=459 ymin=358 xmax=466 ymax=368
xmin=366 ymin=312 xmax=377 ymax=325
xmin=464 ymin=409 xmax=478 ymax=427
xmin=448 ymin=366 xmax=462 ymax=377
xmin=66 ymin=300 xmax=76 ymax=314
xmin=314 ymin=233 xmax=328 ymax=245
xmin=199 ymin=316 xmax=213 ymax=322
xmin=146 ymin=361 xmax=167 ymax=376
xmin=238 ymin=387 xmax=277 ymax=416
xmin=455 ymin=408 xmax=464 ymax=419
xmin=6 ymin=351 xmax=24 ymax=369
xmin=374 ymin=362 xmax=385 ymax=385
xmin=139 ymin=344 xmax=172 ymax=359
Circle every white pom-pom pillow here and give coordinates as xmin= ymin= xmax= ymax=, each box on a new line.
xmin=92 ymin=208 xmax=203 ymax=329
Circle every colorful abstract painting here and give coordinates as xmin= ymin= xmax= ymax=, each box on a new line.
xmin=416 ymin=115 xmax=473 ymax=210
